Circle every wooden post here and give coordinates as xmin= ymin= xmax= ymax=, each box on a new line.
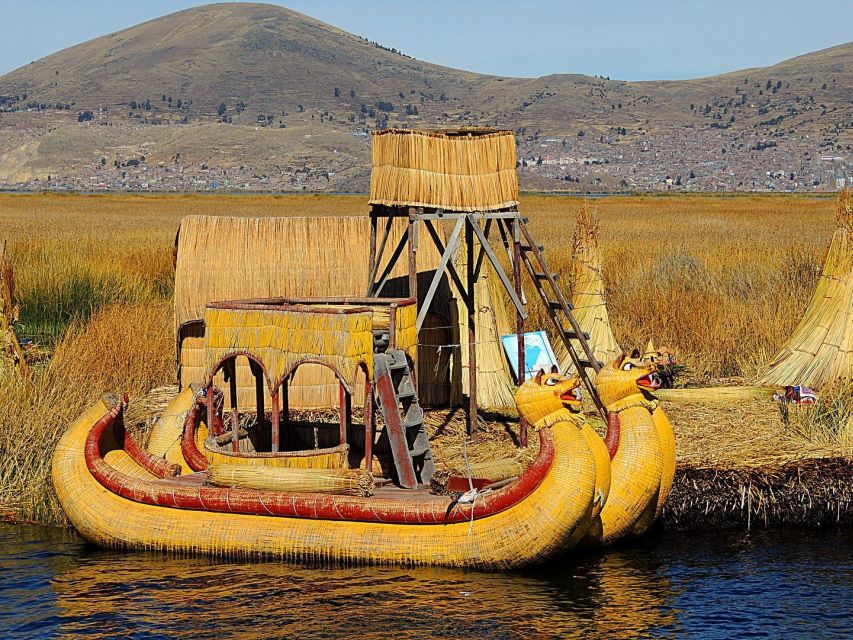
xmin=227 ymin=359 xmax=239 ymax=452
xmin=513 ymin=217 xmax=526 ymax=385
xmin=364 ymin=378 xmax=374 ymax=474
xmin=465 ymin=215 xmax=478 ymax=439
xmin=366 ymin=209 xmax=378 ymax=296
xmin=206 ymin=385 xmax=215 ymax=442
xmin=251 ymin=361 xmax=265 ymax=449
xmin=270 ymin=391 xmax=280 ymax=453
xmin=408 ymin=208 xmax=418 ymax=302
xmin=339 ymin=380 xmax=351 ymax=446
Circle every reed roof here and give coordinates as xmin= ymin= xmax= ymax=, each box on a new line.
xmin=369 ymin=128 xmax=519 ymax=212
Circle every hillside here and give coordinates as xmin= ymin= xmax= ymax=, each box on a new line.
xmin=1 ymin=2 xmax=851 ymax=192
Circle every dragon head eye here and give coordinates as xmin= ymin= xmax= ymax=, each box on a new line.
xmin=622 ymin=362 xmax=634 ymax=372
xmin=545 ymin=377 xmax=558 ymax=386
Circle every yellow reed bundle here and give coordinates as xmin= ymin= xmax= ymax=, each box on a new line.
xmin=557 ymin=203 xmax=621 ymax=375
xmin=758 ymin=189 xmax=853 ymax=387
xmin=369 ymin=129 xmax=519 ymax=212
xmin=446 ymin=457 xmax=526 ymax=483
xmin=205 ymin=443 xmax=349 ymax=470
xmin=206 ymin=464 xmax=375 ymax=497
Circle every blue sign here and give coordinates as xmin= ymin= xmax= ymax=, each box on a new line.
xmin=501 ymin=331 xmax=559 ymax=383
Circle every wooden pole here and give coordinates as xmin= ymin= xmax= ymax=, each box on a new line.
xmin=364 ymin=378 xmax=374 ymax=474
xmin=280 ymin=374 xmax=289 ymax=448
xmin=408 ymin=207 xmax=418 ymax=302
xmin=366 ymin=208 xmax=378 ymax=296
xmin=466 ymin=215 xmax=478 ymax=439
xmin=339 ymin=380 xmax=351 ymax=446
xmin=270 ymin=391 xmax=280 ymax=453
xmin=227 ymin=359 xmax=239 ymax=452
xmin=250 ymin=361 xmax=265 ymax=450
xmin=206 ymin=385 xmax=215 ymax=444
xmin=513 ymin=217 xmax=526 ymax=385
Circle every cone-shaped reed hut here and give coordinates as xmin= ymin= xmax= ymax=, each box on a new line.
xmin=556 ymin=204 xmax=621 ymax=375
xmin=174 ymin=215 xmax=514 ymax=409
xmin=758 ymin=189 xmax=853 ymax=387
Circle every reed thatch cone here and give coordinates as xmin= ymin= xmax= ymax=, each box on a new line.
xmin=758 ymin=189 xmax=853 ymax=388
xmin=557 ymin=205 xmax=621 ymax=376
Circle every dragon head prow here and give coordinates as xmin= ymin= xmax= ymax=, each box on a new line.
xmin=515 ymin=366 xmax=584 ymax=430
xmin=596 ymin=351 xmax=661 ymax=409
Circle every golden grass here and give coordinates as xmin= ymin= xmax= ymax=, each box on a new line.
xmin=0 ymin=302 xmax=173 ymax=524
xmin=0 ymin=191 xmax=843 ymax=524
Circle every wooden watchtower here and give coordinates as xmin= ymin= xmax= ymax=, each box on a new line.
xmin=365 ymin=129 xmax=607 ymax=437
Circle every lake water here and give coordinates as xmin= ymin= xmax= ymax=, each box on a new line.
xmin=1 ymin=524 xmax=850 ymax=639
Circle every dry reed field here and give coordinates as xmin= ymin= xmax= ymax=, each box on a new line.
xmin=0 ymin=191 xmax=845 ymax=524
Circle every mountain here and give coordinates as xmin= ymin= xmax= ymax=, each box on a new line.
xmin=1 ymin=2 xmax=851 ymax=192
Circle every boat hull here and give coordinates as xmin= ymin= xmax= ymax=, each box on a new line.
xmin=53 ymin=399 xmax=597 ymax=569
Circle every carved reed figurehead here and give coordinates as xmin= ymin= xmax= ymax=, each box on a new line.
xmin=595 ymin=351 xmax=662 ymax=409
xmin=514 ymin=367 xmax=584 ymax=430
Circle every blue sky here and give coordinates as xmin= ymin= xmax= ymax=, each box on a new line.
xmin=0 ymin=0 xmax=849 ymax=79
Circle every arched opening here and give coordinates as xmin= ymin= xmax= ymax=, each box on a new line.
xmin=206 ymin=352 xmax=270 ymax=453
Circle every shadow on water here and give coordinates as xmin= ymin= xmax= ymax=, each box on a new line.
xmin=1 ymin=524 xmax=850 ymax=639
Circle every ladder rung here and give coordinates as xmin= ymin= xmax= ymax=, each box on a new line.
xmin=576 ymin=359 xmax=594 ymax=369
xmin=533 ymin=272 xmax=558 ymax=281
xmin=403 ymin=406 xmax=424 ymax=428
xmin=547 ymin=300 xmax=565 ymax=310
xmin=560 ymin=329 xmax=591 ymax=341
xmin=520 ymin=244 xmax=544 ymax=253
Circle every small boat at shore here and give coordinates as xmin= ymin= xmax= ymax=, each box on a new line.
xmin=53 ymin=298 xmax=605 ymax=569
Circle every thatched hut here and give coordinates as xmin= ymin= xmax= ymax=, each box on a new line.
xmin=758 ymin=189 xmax=853 ymax=387
xmin=556 ymin=205 xmax=621 ymax=375
xmin=174 ymin=215 xmax=515 ymax=409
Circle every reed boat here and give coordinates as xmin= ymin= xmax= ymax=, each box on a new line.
xmin=53 ymin=297 xmax=603 ymax=569
xmin=52 ymin=129 xmax=675 ymax=568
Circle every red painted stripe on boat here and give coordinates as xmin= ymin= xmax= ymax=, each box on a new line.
xmin=84 ymin=404 xmax=556 ymax=525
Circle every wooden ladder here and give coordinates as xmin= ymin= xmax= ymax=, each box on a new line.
xmin=374 ymin=349 xmax=435 ymax=489
xmin=498 ymin=215 xmax=608 ymax=420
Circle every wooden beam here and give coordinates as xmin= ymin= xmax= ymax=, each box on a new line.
xmin=513 ymin=217 xmax=526 ymax=385
xmin=366 ymin=214 xmax=394 ymax=296
xmin=372 ymin=228 xmax=409 ymax=297
xmin=364 ymin=378 xmax=374 ymax=474
xmin=270 ymin=391 xmax=280 ymax=453
xmin=466 ymin=218 xmax=478 ymax=439
xmin=472 ymin=218 xmax=492 ymax=281
xmin=408 ymin=208 xmax=418 ymax=302
xmin=415 ymin=217 xmax=464 ymax=332
xmin=423 ymin=218 xmax=467 ymax=301
xmin=339 ymin=380 xmax=351 ymax=446
xmin=469 ymin=216 xmax=526 ymax=318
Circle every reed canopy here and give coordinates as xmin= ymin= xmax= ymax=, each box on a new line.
xmin=174 ymin=215 xmax=514 ymax=409
xmin=369 ymin=129 xmax=519 ymax=212
xmin=758 ymin=189 xmax=853 ymax=388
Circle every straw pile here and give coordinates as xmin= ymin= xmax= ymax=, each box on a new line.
xmin=0 ymin=242 xmax=27 ymax=384
xmin=369 ymin=129 xmax=519 ymax=212
xmin=206 ymin=464 xmax=374 ymax=497
xmin=556 ymin=204 xmax=621 ymax=374
xmin=758 ymin=189 xmax=853 ymax=387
